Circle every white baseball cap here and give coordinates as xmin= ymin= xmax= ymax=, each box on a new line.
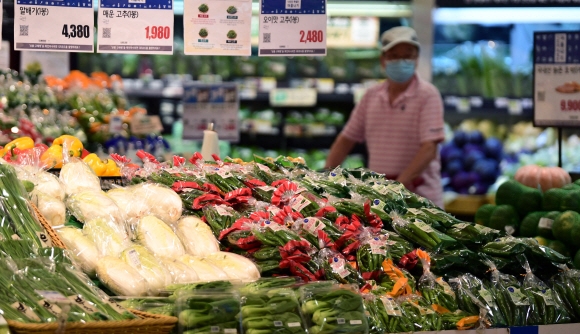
xmin=380 ymin=26 xmax=420 ymax=53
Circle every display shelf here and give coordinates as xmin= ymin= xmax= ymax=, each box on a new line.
xmin=416 ymin=323 xmax=580 ymax=334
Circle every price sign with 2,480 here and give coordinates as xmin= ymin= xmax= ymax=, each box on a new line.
xmin=14 ymin=0 xmax=94 ymax=52
xmin=299 ymin=30 xmax=323 ymax=43
xmin=561 ymin=100 xmax=580 ymax=111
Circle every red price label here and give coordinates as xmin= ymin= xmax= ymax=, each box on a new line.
xmin=299 ymin=30 xmax=324 ymax=43
xmin=561 ymin=99 xmax=580 ymax=111
xmin=144 ymin=26 xmax=171 ymax=40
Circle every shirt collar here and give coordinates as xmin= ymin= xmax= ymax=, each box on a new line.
xmin=380 ymin=74 xmax=420 ymax=104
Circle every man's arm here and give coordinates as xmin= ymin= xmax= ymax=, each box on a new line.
xmin=325 ymin=134 xmax=356 ymax=169
xmin=396 ymin=140 xmax=438 ymax=187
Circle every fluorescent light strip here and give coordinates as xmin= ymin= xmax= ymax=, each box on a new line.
xmin=433 ymin=7 xmax=580 ymax=24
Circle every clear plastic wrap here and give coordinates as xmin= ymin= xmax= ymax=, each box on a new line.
xmin=82 ymin=217 xmax=131 ymax=258
xmin=203 ymin=204 xmax=242 ymax=237
xmin=204 ymin=252 xmax=261 ymax=282
xmin=444 ymin=221 xmax=500 ymax=247
xmin=130 ymin=183 xmax=183 ymax=224
xmin=356 ymin=231 xmax=389 ymax=277
xmin=16 ymin=165 xmax=65 ymax=201
xmin=298 ymin=282 xmax=369 ymax=334
xmin=95 ymin=256 xmax=149 ymax=296
xmin=550 ymin=265 xmax=580 ymax=322
xmin=363 ymin=294 xmax=413 ymax=334
xmin=416 ymin=249 xmax=458 ymax=312
xmin=135 ymin=215 xmax=185 ymax=258
xmin=391 ymin=212 xmax=458 ymax=252
xmin=241 ymin=287 xmax=306 ymax=334
xmin=179 ymin=254 xmax=229 ymax=282
xmin=450 ymin=273 xmax=506 ymax=328
xmin=157 ymin=257 xmax=200 ymax=285
xmin=176 ymin=216 xmax=220 ymax=256
xmin=397 ymin=294 xmax=442 ymax=331
xmin=56 ymin=226 xmax=99 ymax=277
xmin=29 ymin=189 xmax=66 ymax=226
xmin=317 ymin=248 xmax=366 ymax=287
xmin=66 ymin=190 xmax=124 ymax=225
xmin=481 ymin=236 xmax=528 ymax=257
xmin=120 ymin=245 xmax=172 ymax=295
xmin=106 ymin=186 xmax=149 ymax=227
xmin=59 ymin=158 xmax=101 ymax=196
xmin=378 ymin=258 xmax=415 ymax=296
xmin=113 ymin=296 xmax=175 ymax=317
xmin=176 ymin=290 xmax=241 ymax=334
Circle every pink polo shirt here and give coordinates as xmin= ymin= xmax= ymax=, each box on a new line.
xmin=342 ymin=75 xmax=445 ymax=207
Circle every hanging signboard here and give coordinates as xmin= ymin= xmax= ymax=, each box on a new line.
xmin=183 ymin=0 xmax=252 ymax=56
xmin=258 ymin=0 xmax=327 ymax=56
xmin=97 ymin=0 xmax=174 ymax=54
xmin=326 ymin=16 xmax=379 ymax=49
xmin=14 ymin=0 xmax=94 ymax=52
xmin=182 ymin=83 xmax=239 ymax=142
xmin=533 ymin=31 xmax=580 ymax=127
xmin=436 ymin=0 xmax=580 ymax=6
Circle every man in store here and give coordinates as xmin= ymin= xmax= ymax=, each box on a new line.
xmin=325 ymin=26 xmax=445 ymax=208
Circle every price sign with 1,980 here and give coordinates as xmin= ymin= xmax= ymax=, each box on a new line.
xmin=97 ymin=0 xmax=174 ymax=54
xmin=14 ymin=0 xmax=94 ymax=52
xmin=259 ymin=0 xmax=327 ymax=56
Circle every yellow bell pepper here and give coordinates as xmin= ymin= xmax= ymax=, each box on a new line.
xmin=102 ymin=159 xmax=121 ymax=177
xmin=4 ymin=137 xmax=34 ymax=151
xmin=40 ymin=145 xmax=64 ymax=169
xmin=83 ymin=153 xmax=107 ymax=176
xmin=52 ymin=135 xmax=84 ymax=157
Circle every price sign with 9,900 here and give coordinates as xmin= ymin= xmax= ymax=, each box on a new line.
xmin=259 ymin=0 xmax=327 ymax=57
xmin=14 ymin=0 xmax=94 ymax=52
xmin=97 ymin=0 xmax=174 ymax=54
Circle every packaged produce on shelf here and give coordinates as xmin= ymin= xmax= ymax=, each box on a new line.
xmin=176 ymin=290 xmax=241 ymax=334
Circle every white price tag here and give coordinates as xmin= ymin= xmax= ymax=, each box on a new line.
xmin=36 ymin=230 xmax=52 ymax=247
xmin=14 ymin=0 xmax=94 ymax=52
xmin=184 ymin=0 xmax=252 ymax=56
xmin=97 ymin=0 xmax=174 ymax=54
xmin=11 ymin=302 xmax=41 ymax=322
xmin=127 ymin=249 xmax=141 ymax=267
xmin=330 ymin=256 xmax=350 ymax=278
xmin=539 ymin=218 xmax=554 ymax=229
xmin=270 ymin=88 xmax=317 ymax=107
xmin=259 ymin=0 xmax=327 ymax=56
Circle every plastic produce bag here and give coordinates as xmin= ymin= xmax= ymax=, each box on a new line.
xmin=450 ymin=273 xmax=505 ymax=328
xmin=59 ymin=158 xmax=101 ymax=196
xmin=363 ymin=293 xmax=413 ymax=334
xmin=83 ymin=217 xmax=131 ymax=258
xmin=176 ymin=290 xmax=241 ymax=334
xmin=16 ymin=165 xmax=65 ymax=201
xmin=391 ymin=212 xmax=458 ymax=251
xmin=204 ymin=252 xmax=261 ymax=282
xmin=241 ymin=288 xmax=306 ymax=334
xmin=158 ymin=257 xmax=200 ymax=284
xmin=445 ymin=222 xmax=500 ymax=247
xmin=481 ymin=236 xmax=527 ymax=257
xmin=179 ymin=255 xmax=229 ymax=282
xmin=378 ymin=258 xmax=415 ymax=296
xmin=96 ymin=256 xmax=149 ymax=296
xmin=176 ymin=216 xmax=220 ymax=256
xmin=135 ymin=215 xmax=185 ymax=258
xmin=66 ymin=190 xmax=124 ymax=225
xmin=416 ymin=249 xmax=458 ymax=312
xmin=550 ymin=265 xmax=580 ymax=322
xmin=356 ymin=232 xmax=389 ymax=278
xmin=120 ymin=245 xmax=172 ymax=295
xmin=203 ymin=204 xmax=242 ymax=237
xmin=107 ymin=187 xmax=149 ymax=226
xmin=114 ymin=296 xmax=175 ymax=316
xmin=56 ymin=226 xmax=99 ymax=277
xmin=299 ymin=282 xmax=369 ymax=334
xmin=317 ymin=248 xmax=366 ymax=287
xmin=29 ymin=189 xmax=66 ymax=226
xmin=130 ymin=183 xmax=183 ymax=224
xmin=520 ymin=257 xmax=570 ymax=325
xmin=397 ymin=294 xmax=442 ymax=331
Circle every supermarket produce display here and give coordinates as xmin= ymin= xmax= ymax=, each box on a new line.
xmin=0 ymin=141 xmax=579 ymax=333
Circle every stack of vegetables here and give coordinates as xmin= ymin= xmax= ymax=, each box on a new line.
xmin=476 ymin=164 xmax=580 ymax=268
xmin=440 ymin=129 xmax=504 ymax=195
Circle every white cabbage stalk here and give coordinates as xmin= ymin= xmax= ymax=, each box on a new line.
xmin=179 ymin=255 xmax=228 ymax=282
xmin=57 ymin=227 xmax=99 ymax=277
xmin=83 ymin=217 xmax=131 ymax=258
xmin=16 ymin=167 xmax=65 ymax=201
xmin=121 ymin=245 xmax=172 ymax=295
xmin=136 ymin=215 xmax=185 ymax=258
xmin=30 ymin=189 xmax=66 ymax=226
xmin=176 ymin=216 xmax=220 ymax=256
xmin=158 ymin=257 xmax=200 ymax=284
xmin=130 ymin=183 xmax=182 ymax=224
xmin=60 ymin=159 xmax=101 ymax=197
xmin=107 ymin=187 xmax=149 ymax=226
xmin=66 ymin=190 xmax=124 ymax=225
xmin=204 ymin=252 xmax=261 ymax=282
xmin=96 ymin=256 xmax=148 ymax=296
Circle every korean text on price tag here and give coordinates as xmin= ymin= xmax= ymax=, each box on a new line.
xmin=97 ymin=0 xmax=174 ymax=54
xmin=14 ymin=0 xmax=94 ymax=52
xmin=259 ymin=0 xmax=327 ymax=56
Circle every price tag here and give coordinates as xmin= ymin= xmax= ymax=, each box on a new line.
xmin=539 ymin=218 xmax=554 ymax=229
xmin=269 ymin=88 xmax=317 ymax=107
xmin=97 ymin=0 xmax=174 ymax=54
xmin=479 ymin=288 xmax=496 ymax=306
xmin=184 ymin=0 xmax=252 ymax=56
xmin=330 ymin=256 xmax=350 ymax=278
xmin=456 ymin=98 xmax=470 ymax=113
xmin=36 ymin=230 xmax=52 ymax=247
xmin=287 ymin=322 xmax=301 ymax=327
xmin=506 ymin=286 xmax=529 ymax=306
xmin=380 ymin=296 xmax=402 ymax=316
xmin=109 ymin=115 xmax=124 ymax=134
xmin=11 ymin=302 xmax=41 ymax=321
xmin=127 ymin=249 xmax=141 ymax=267
xmin=130 ymin=114 xmax=163 ymax=135
xmin=38 ymin=299 xmax=63 ymax=316
xmin=215 ymin=205 xmax=234 ymax=216
xmin=14 ymin=0 xmax=94 ymax=52
xmin=508 ymin=99 xmax=523 ymax=115
xmin=259 ymin=0 xmax=327 ymax=56
xmin=290 ymin=195 xmax=311 ymax=212
xmin=35 ymin=290 xmax=69 ymax=304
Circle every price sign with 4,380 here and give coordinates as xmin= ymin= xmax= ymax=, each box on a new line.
xmin=14 ymin=0 xmax=94 ymax=52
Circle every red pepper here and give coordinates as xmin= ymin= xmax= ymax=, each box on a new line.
xmin=173 ymin=155 xmax=186 ymax=167
xmin=80 ymin=148 xmax=90 ymax=159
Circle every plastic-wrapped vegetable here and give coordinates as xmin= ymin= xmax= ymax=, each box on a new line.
xmin=176 ymin=290 xmax=241 ymax=334
xmin=356 ymin=232 xmax=388 ymax=277
xmin=29 ymin=189 xmax=66 ymax=226
xmin=67 ymin=190 xmax=124 ymax=225
xmin=16 ymin=166 xmax=65 ymax=201
xmin=299 ymin=282 xmax=368 ymax=334
xmin=176 ymin=216 xmax=220 ymax=256
xmin=204 ymin=252 xmax=261 ymax=282
xmin=158 ymin=257 xmax=200 ymax=284
xmin=241 ymin=288 xmax=306 ymax=334
xmin=107 ymin=187 xmax=149 ymax=226
xmin=481 ymin=237 xmax=527 ymax=257
xmin=378 ymin=258 xmax=415 ymax=296
xmin=317 ymin=248 xmax=366 ymax=287
xmin=397 ymin=294 xmax=442 ymax=331
xmin=363 ymin=294 xmax=413 ymax=334
xmin=445 ymin=222 xmax=500 ymax=247
xmin=179 ymin=255 xmax=229 ymax=282
xmin=391 ymin=212 xmax=458 ymax=251
xmin=551 ymin=265 xmax=580 ymax=322
xmin=203 ymin=204 xmax=241 ymax=237
xmin=83 ymin=217 xmax=131 ymax=258
xmin=131 ymin=183 xmax=183 ymax=224
xmin=135 ymin=215 xmax=185 ymax=258
xmin=520 ymin=258 xmax=570 ymax=325
xmin=96 ymin=256 xmax=149 ymax=296
xmin=416 ymin=249 xmax=458 ymax=312
xmin=57 ymin=227 xmax=99 ymax=276
xmin=120 ymin=245 xmax=172 ymax=295
xmin=59 ymin=158 xmax=101 ymax=196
